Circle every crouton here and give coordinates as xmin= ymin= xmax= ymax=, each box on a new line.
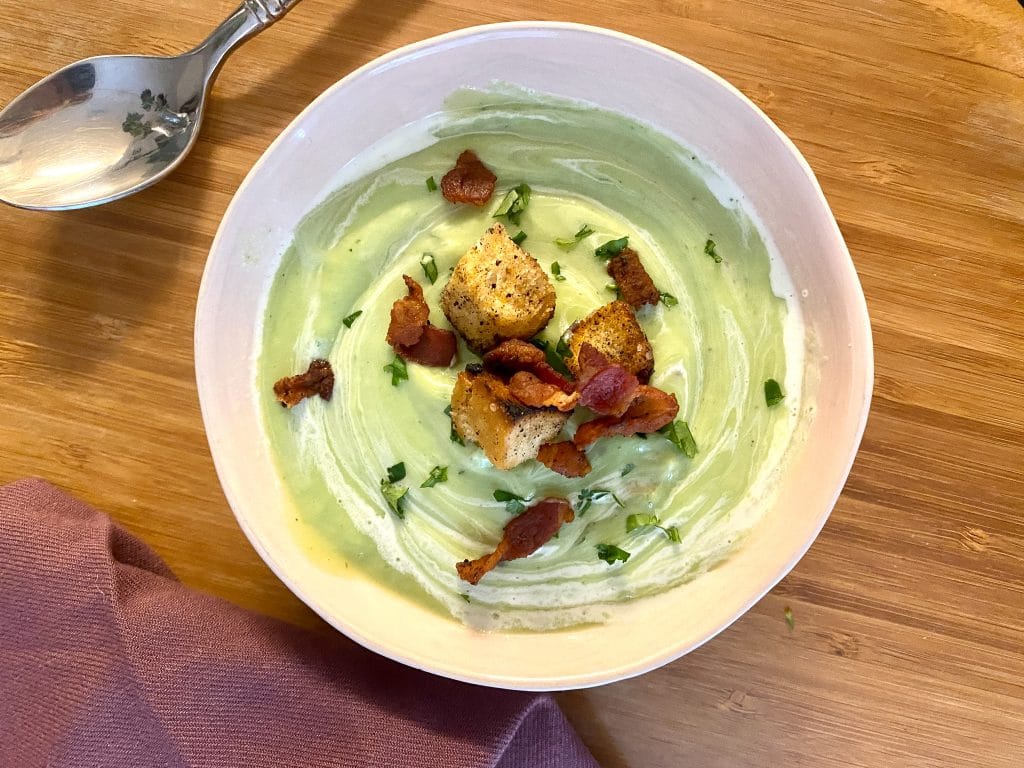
xmin=451 ymin=368 xmax=569 ymax=470
xmin=441 ymin=223 xmax=556 ymax=353
xmin=566 ymin=301 xmax=654 ymax=382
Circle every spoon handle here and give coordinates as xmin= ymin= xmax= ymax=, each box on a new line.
xmin=195 ymin=0 xmax=305 ymax=79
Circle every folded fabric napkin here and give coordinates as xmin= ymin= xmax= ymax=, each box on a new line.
xmin=0 ymin=479 xmax=598 ymax=768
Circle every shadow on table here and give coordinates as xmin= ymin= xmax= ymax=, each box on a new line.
xmin=20 ymin=0 xmax=427 ymax=375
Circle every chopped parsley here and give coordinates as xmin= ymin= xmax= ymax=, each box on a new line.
xmin=764 ymin=378 xmax=785 ymax=407
xmin=443 ymin=404 xmax=464 ymax=445
xmin=659 ymin=420 xmax=698 ymax=458
xmin=605 ymin=282 xmax=621 ymax=297
xmin=595 ymin=236 xmax=629 ymax=259
xmin=704 ymin=238 xmax=722 ymax=264
xmin=383 ymin=356 xmax=408 ymax=386
xmin=421 ymin=465 xmax=448 ymax=488
xmin=620 ymin=463 xmax=636 ymax=477
xmin=460 ymin=593 xmax=471 ymax=603
xmin=493 ymin=489 xmax=531 ymax=514
xmin=596 ymin=543 xmax=631 ymax=565
xmin=420 ymin=252 xmax=438 ymax=284
xmin=784 ymin=606 xmax=795 ymax=631
xmin=342 ymin=310 xmax=362 ymax=328
xmin=626 ymin=513 xmax=681 ymax=543
xmin=530 ymin=337 xmax=573 ymax=378
xmin=425 ymin=175 xmax=437 ymax=192
xmin=511 ymin=230 xmax=528 ymax=246
xmin=381 ymin=462 xmax=408 ymax=518
xmin=659 ymin=291 xmax=678 ymax=307
xmin=554 ymin=224 xmax=594 ymax=251
xmin=575 ymin=488 xmax=624 ymax=515
xmin=550 ymin=261 xmax=566 ymax=281
xmin=121 ymin=112 xmax=152 ymax=139
xmin=493 ymin=183 xmax=531 ymax=226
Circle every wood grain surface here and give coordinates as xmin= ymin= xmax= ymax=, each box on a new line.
xmin=1 ymin=1 xmax=1021 ymax=766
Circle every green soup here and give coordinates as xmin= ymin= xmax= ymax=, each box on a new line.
xmin=258 ymin=86 xmax=804 ymax=631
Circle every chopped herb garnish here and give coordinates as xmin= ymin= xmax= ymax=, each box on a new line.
xmin=550 ymin=261 xmax=566 ymax=281
xmin=421 ymin=465 xmax=448 ymax=488
xmin=460 ymin=593 xmax=471 ymax=603
xmin=704 ymin=238 xmax=723 ymax=264
xmin=659 ymin=420 xmax=698 ymax=458
xmin=493 ymin=183 xmax=531 ymax=226
xmin=626 ymin=513 xmax=681 ymax=542
xmin=511 ymin=230 xmax=528 ymax=246
xmin=554 ymin=224 xmax=594 ymax=250
xmin=764 ymin=378 xmax=785 ymax=407
xmin=530 ymin=337 xmax=573 ymax=378
xmin=659 ymin=291 xmax=678 ymax=307
xmin=420 ymin=252 xmax=438 ymax=284
xmin=383 ymin=356 xmax=408 ymax=386
xmin=443 ymin=404 xmax=464 ymax=445
xmin=426 ymin=175 xmax=437 ymax=192
xmin=380 ymin=467 xmax=408 ymax=518
xmin=575 ymin=488 xmax=624 ymax=516
xmin=342 ymin=310 xmax=363 ymax=328
xmin=595 ymin=236 xmax=629 ymax=259
xmin=121 ymin=112 xmax=151 ymax=139
xmin=493 ymin=489 xmax=530 ymax=514
xmin=626 ymin=513 xmax=659 ymax=531
xmin=621 ymin=463 xmax=636 ymax=477
xmin=784 ymin=606 xmax=795 ymax=631
xmin=596 ymin=543 xmax=631 ymax=565
xmin=605 ymin=282 xmax=621 ymax=297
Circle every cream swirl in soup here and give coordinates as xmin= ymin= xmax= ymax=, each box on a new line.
xmin=257 ymin=86 xmax=804 ymax=631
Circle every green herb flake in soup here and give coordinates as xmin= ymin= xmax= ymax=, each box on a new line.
xmin=257 ymin=85 xmax=805 ymax=632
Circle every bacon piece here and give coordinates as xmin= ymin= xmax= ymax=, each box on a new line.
xmin=386 ymin=275 xmax=430 ymax=348
xmin=483 ymin=339 xmax=574 ymax=393
xmin=273 ymin=359 xmax=334 ymax=408
xmin=537 ymin=441 xmax=592 ymax=478
xmin=607 ymin=247 xmax=660 ymax=309
xmin=508 ymin=371 xmax=579 ymax=412
xmin=572 ymin=385 xmax=679 ymax=447
xmin=440 ymin=150 xmax=497 ymax=206
xmin=456 ymin=498 xmax=574 ymax=585
xmin=575 ymin=343 xmax=640 ymax=417
xmin=386 ymin=275 xmax=456 ymax=367
xmin=399 ymin=324 xmax=457 ymax=367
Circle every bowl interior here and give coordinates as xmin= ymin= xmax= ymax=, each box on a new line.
xmin=195 ymin=23 xmax=872 ymax=690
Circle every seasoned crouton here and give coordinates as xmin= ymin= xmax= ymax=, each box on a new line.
xmin=441 ymin=223 xmax=556 ymax=353
xmin=451 ymin=368 xmax=569 ymax=470
xmin=566 ymin=301 xmax=654 ymax=382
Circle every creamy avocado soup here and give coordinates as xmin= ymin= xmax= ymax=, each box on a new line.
xmin=258 ymin=86 xmax=804 ymax=631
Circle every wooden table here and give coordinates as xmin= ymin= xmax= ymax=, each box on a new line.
xmin=2 ymin=1 xmax=1021 ymax=765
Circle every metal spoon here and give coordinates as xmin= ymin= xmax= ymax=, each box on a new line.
xmin=0 ymin=0 xmax=303 ymax=211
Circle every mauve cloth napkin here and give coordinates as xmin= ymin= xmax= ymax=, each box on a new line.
xmin=0 ymin=478 xmax=598 ymax=768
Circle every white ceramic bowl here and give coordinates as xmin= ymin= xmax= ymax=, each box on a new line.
xmin=196 ymin=22 xmax=872 ymax=690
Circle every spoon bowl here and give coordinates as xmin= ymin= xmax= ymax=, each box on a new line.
xmin=0 ymin=0 xmax=301 ymax=210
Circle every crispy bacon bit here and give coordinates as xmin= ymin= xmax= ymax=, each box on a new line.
xmin=572 ymin=385 xmax=679 ymax=447
xmin=607 ymin=248 xmax=660 ymax=309
xmin=386 ymin=275 xmax=430 ymax=348
xmin=508 ymin=371 xmax=579 ymax=412
xmin=273 ymin=359 xmax=334 ymax=408
xmin=483 ymin=339 xmax=574 ymax=393
xmin=537 ymin=441 xmax=592 ymax=478
xmin=575 ymin=343 xmax=640 ymax=417
xmin=399 ymin=325 xmax=458 ymax=367
xmin=456 ymin=498 xmax=574 ymax=585
xmin=386 ymin=275 xmax=456 ymax=367
xmin=440 ymin=150 xmax=497 ymax=206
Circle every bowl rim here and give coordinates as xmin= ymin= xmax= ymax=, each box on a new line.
xmin=196 ymin=20 xmax=874 ymax=690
